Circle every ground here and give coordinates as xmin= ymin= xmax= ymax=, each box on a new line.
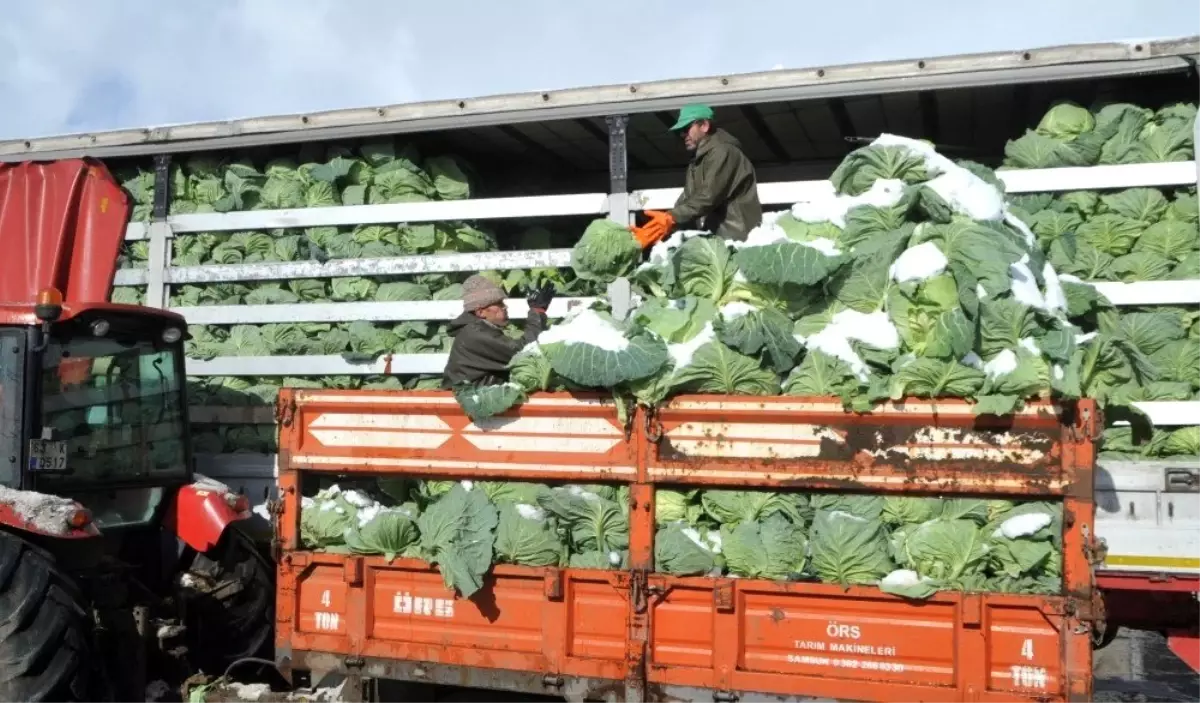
xmin=183 ymin=630 xmax=1198 ymax=702
xmin=1094 ymin=631 xmax=1199 ymax=703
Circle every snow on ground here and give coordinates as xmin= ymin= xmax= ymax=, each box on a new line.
xmin=0 ymin=486 xmax=81 ymax=535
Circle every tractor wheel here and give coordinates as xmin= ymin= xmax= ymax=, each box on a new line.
xmin=0 ymin=531 xmax=96 ymax=702
xmin=178 ymin=525 xmax=275 ymax=677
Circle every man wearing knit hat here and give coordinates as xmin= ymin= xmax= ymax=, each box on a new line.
xmin=442 ymin=275 xmax=554 ymax=388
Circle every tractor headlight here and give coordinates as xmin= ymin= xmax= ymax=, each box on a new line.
xmin=162 ymin=327 xmax=182 ymax=344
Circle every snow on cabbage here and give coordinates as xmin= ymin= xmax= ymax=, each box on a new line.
xmin=298 ymin=480 xmax=1061 ymax=599
xmin=108 ymin=143 xmax=605 ymax=452
xmin=472 ymin=134 xmax=1094 ymax=421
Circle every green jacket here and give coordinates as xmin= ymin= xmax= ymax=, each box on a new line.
xmin=441 ymin=310 xmax=546 ymax=388
xmin=669 ymin=129 xmax=762 ymax=241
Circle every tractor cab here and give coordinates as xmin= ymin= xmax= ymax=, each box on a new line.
xmin=0 ymin=160 xmax=271 ymax=703
xmin=2 ymin=291 xmax=223 ymax=533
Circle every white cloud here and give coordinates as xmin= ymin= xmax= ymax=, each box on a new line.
xmin=0 ymin=0 xmax=1196 ymax=140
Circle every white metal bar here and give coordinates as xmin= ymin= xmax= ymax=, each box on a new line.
xmin=119 ymin=161 xmax=1198 ymax=241
xmin=998 ymin=161 xmax=1199 ymax=193
xmin=1131 ymin=401 xmax=1200 ymax=426
xmin=187 ymin=354 xmax=449 ymax=376
xmin=166 ymin=249 xmax=574 ymax=285
xmin=114 ymin=269 xmax=148 ymax=286
xmin=143 ymin=222 xmax=171 ymax=309
xmin=632 ymin=162 xmax=1199 ymax=210
xmin=170 ymin=193 xmax=610 ymax=234
xmin=1091 ymin=280 xmax=1200 ymax=306
xmin=163 ymin=277 xmax=1198 ymax=326
xmin=174 ymin=296 xmax=597 ymax=325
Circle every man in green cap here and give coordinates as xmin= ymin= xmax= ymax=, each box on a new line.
xmin=633 ymin=104 xmax=762 ymax=246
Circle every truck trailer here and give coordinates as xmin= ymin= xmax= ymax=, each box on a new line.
xmin=2 ymin=36 xmax=1197 ymax=700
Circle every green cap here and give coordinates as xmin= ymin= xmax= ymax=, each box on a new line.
xmin=670 ymin=104 xmax=715 ymax=131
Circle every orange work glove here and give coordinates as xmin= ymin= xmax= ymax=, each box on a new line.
xmin=631 ymin=210 xmax=675 ymax=248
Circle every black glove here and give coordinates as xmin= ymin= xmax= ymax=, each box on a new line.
xmin=526 ymin=282 xmax=555 ymax=312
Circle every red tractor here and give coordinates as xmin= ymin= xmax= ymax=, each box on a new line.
xmin=0 ymin=160 xmax=273 ymax=701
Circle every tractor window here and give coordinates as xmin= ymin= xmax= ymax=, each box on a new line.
xmin=38 ymin=335 xmax=187 ymax=485
xmin=0 ymin=329 xmax=25 ymax=488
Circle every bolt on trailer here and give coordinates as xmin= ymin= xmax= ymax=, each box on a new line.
xmin=2 ymin=36 xmax=1196 ymax=695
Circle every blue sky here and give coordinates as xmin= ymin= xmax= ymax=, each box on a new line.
xmin=0 ymin=0 xmax=1196 ymax=140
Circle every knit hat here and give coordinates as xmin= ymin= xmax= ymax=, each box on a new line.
xmin=462 ymin=274 xmax=506 ymax=311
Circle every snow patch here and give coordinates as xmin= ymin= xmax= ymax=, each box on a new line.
xmin=341 ymin=489 xmax=373 ymax=508
xmin=1077 ymin=331 xmax=1097 ymax=344
xmin=668 ymin=322 xmax=716 ymax=370
xmin=803 ymin=310 xmax=900 ymax=382
xmin=1019 ymin=337 xmax=1042 ymax=356
xmin=566 ymin=485 xmax=602 ymax=502
xmin=737 ymin=223 xmax=790 ymax=248
xmin=890 ymin=242 xmax=948 ymax=283
xmin=719 ymin=301 xmax=756 ymax=321
xmin=983 ymin=349 xmax=1019 ymax=379
xmin=800 ymin=237 xmax=843 ymax=256
xmin=682 ymin=527 xmax=714 ymax=553
xmin=538 ymin=308 xmax=630 ymax=352
xmin=228 ymin=682 xmax=272 ymax=701
xmin=995 ymin=512 xmax=1053 ymax=540
xmin=0 ymin=486 xmax=84 ymax=535
xmin=642 ymin=228 xmax=707 ymax=267
xmin=961 ymin=352 xmax=984 ymax=370
xmin=1053 ymin=364 xmax=1065 ymax=381
xmin=1009 ymin=256 xmax=1048 ymax=310
xmin=790 ymin=177 xmax=906 ymax=228
xmin=1004 ymin=211 xmax=1039 ymax=248
xmin=926 ymin=168 xmax=1004 ymax=221
xmin=881 ymin=569 xmax=922 ymax=587
xmin=976 ymin=283 xmax=988 ymax=300
xmin=516 ymin=503 xmax=546 ymax=521
xmin=1041 ymin=261 xmax=1068 ymax=312
xmin=608 ymin=551 xmax=622 ymax=566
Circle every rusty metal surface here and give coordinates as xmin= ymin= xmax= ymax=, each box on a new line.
xmin=274 ymin=389 xmax=1098 ymax=701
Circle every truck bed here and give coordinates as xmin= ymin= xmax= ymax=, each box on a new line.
xmin=272 ymin=390 xmax=1100 ymax=702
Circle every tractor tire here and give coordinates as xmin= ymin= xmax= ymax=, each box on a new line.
xmin=0 ymin=531 xmax=96 ymax=702
xmin=179 ymin=525 xmax=274 ymax=677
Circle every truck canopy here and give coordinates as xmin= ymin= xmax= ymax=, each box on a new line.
xmin=0 ymin=37 xmax=1196 ymax=194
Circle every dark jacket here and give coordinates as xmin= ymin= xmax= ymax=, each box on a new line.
xmin=441 ymin=309 xmax=547 ymax=388
xmin=669 ymin=129 xmax=762 ymax=241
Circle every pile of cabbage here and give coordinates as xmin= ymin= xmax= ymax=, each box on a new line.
xmin=301 ymin=480 xmax=1062 ymax=599
xmin=300 ymin=481 xmax=634 ymax=598
xmin=462 ymin=134 xmax=1118 ymax=422
xmin=1006 ymin=187 xmax=1199 ymax=459
xmin=107 ymin=144 xmax=600 ymax=453
xmin=654 ymin=489 xmax=1061 ymax=598
xmin=1003 ymin=101 xmax=1196 ymax=169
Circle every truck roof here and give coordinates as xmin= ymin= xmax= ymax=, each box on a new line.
xmin=1 ymin=36 xmax=1196 ymax=163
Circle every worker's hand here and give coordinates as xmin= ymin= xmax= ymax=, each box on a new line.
xmin=526 ymin=282 xmax=555 ymax=313
xmin=632 ymin=210 xmax=675 ymax=248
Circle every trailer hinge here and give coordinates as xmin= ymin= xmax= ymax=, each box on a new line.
xmin=630 ymin=569 xmax=648 ymax=615
xmin=1082 ymin=524 xmax=1108 ymax=568
xmin=643 ymin=407 xmax=663 ymax=444
xmin=275 ymin=395 xmax=297 ymax=428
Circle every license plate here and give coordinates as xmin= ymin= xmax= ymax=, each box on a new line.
xmin=28 ymin=440 xmax=68 ymax=473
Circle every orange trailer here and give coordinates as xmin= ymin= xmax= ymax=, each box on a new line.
xmin=271 ymin=390 xmax=1102 ymax=702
